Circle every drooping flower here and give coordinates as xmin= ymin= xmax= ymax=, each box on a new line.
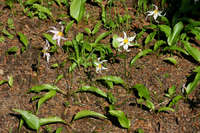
xmin=94 ymin=58 xmax=108 ymax=73
xmin=116 ymin=31 xmax=136 ymax=52
xmin=47 ymin=24 xmax=67 ymax=46
xmin=42 ymin=40 xmax=51 ymax=63
xmin=145 ymin=4 xmax=164 ymax=23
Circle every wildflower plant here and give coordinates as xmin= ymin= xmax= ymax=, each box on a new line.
xmin=94 ymin=57 xmax=108 ymax=73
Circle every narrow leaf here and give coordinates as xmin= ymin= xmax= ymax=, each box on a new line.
xmin=39 ymin=116 xmax=66 ymax=125
xmin=186 ymin=71 xmax=200 ymax=95
xmin=43 ymin=33 xmax=57 ymax=46
xmin=130 ymin=49 xmax=152 ymax=65
xmin=132 ymin=84 xmax=151 ymax=100
xmin=145 ymin=31 xmax=156 ymax=45
xmin=153 ymin=40 xmax=166 ymax=51
xmin=92 ymin=21 xmax=101 ymax=35
xmin=8 ymin=75 xmax=13 ymax=87
xmin=17 ymin=32 xmax=29 ymax=49
xmin=163 ymin=45 xmax=188 ymax=55
xmin=32 ymin=4 xmax=53 ymax=18
xmin=77 ymin=86 xmax=107 ymax=98
xmin=65 ymin=20 xmax=74 ymax=34
xmin=164 ymin=57 xmax=177 ymax=65
xmin=54 ymin=74 xmax=64 ymax=84
xmin=95 ymin=31 xmax=111 ymax=44
xmin=158 ymin=107 xmax=175 ymax=112
xmin=168 ymin=95 xmax=183 ymax=107
xmin=29 ymin=84 xmax=65 ymax=94
xmin=112 ymin=34 xmax=120 ymax=49
xmin=109 ymin=109 xmax=130 ymax=129
xmin=158 ymin=25 xmax=171 ymax=38
xmin=37 ymin=90 xmax=56 ymax=113
xmin=12 ymin=109 xmax=40 ymax=130
xmin=73 ymin=110 xmax=107 ymax=121
xmin=0 ymin=80 xmax=7 ymax=85
xmin=98 ymin=76 xmax=125 ymax=86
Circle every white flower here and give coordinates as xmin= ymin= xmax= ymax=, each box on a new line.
xmin=116 ymin=31 xmax=136 ymax=52
xmin=194 ymin=0 xmax=199 ymax=3
xmin=94 ymin=58 xmax=108 ymax=73
xmin=47 ymin=24 xmax=67 ymax=46
xmin=145 ymin=4 xmax=164 ymax=23
xmin=42 ymin=40 xmax=51 ymax=63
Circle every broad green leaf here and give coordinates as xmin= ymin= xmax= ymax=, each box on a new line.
xmin=39 ymin=116 xmax=66 ymax=125
xmin=132 ymin=84 xmax=151 ymax=100
xmin=183 ymin=40 xmax=200 ymax=62
xmin=73 ymin=110 xmax=107 ymax=121
xmin=6 ymin=46 xmax=18 ymax=54
xmin=163 ymin=45 xmax=188 ymax=55
xmin=29 ymin=84 xmax=65 ymax=94
xmin=84 ymin=28 xmax=91 ymax=35
xmin=105 ymin=81 xmax=113 ymax=89
xmin=130 ymin=49 xmax=152 ymax=65
xmin=107 ymin=92 xmax=117 ymax=104
xmin=0 ymin=80 xmax=7 ymax=85
xmin=168 ymin=95 xmax=183 ymax=107
xmin=92 ymin=21 xmax=101 ymax=35
xmin=186 ymin=71 xmax=200 ymax=95
xmin=70 ymin=0 xmax=86 ymax=22
xmin=37 ymin=90 xmax=56 ymax=113
xmin=32 ymin=4 xmax=53 ymax=18
xmin=145 ymin=31 xmax=156 ymax=45
xmin=55 ymin=127 xmax=63 ymax=133
xmin=95 ymin=31 xmax=111 ymax=44
xmin=64 ymin=20 xmax=74 ymax=34
xmin=77 ymin=86 xmax=107 ymax=98
xmin=17 ymin=32 xmax=28 ymax=48
xmin=164 ymin=57 xmax=177 ymax=65
xmin=158 ymin=25 xmax=171 ymax=38
xmin=153 ymin=40 xmax=166 ymax=51
xmin=8 ymin=75 xmax=13 ymax=87
xmin=43 ymin=33 xmax=57 ymax=46
xmin=98 ymin=76 xmax=125 ymax=86
xmin=109 ymin=109 xmax=130 ymax=129
xmin=2 ymin=28 xmax=14 ymax=39
xmin=145 ymin=100 xmax=155 ymax=110
xmin=112 ymin=34 xmax=120 ymax=49
xmin=12 ymin=109 xmax=40 ymax=130
xmin=54 ymin=74 xmax=64 ymax=84
xmin=158 ymin=107 xmax=175 ymax=112
xmin=166 ymin=85 xmax=176 ymax=97
xmin=167 ymin=21 xmax=184 ymax=46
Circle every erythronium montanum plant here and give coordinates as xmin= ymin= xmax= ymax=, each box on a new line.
xmin=94 ymin=57 xmax=108 ymax=73
xmin=116 ymin=31 xmax=136 ymax=52
xmin=145 ymin=4 xmax=165 ymax=23
xmin=47 ymin=22 xmax=67 ymax=46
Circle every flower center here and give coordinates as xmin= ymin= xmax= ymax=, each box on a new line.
xmin=154 ymin=9 xmax=158 ymax=14
xmin=57 ymin=32 xmax=63 ymax=37
xmin=123 ymin=38 xmax=128 ymax=44
xmin=98 ymin=64 xmax=102 ymax=69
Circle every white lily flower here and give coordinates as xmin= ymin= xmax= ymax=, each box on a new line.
xmin=42 ymin=40 xmax=51 ymax=63
xmin=145 ymin=4 xmax=164 ymax=23
xmin=47 ymin=24 xmax=67 ymax=46
xmin=94 ymin=58 xmax=108 ymax=73
xmin=116 ymin=31 xmax=136 ymax=52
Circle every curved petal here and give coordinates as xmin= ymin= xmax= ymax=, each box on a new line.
xmin=123 ymin=31 xmax=127 ymax=39
xmin=128 ymin=35 xmax=136 ymax=42
xmin=48 ymin=30 xmax=58 ymax=34
xmin=123 ymin=44 xmax=129 ymax=51
xmin=100 ymin=60 xmax=107 ymax=63
xmin=116 ymin=37 xmax=124 ymax=42
xmin=153 ymin=4 xmax=158 ymax=10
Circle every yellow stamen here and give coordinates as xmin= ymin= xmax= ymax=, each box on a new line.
xmin=123 ymin=39 xmax=128 ymax=44
xmin=98 ymin=64 xmax=102 ymax=69
xmin=57 ymin=32 xmax=63 ymax=37
xmin=154 ymin=9 xmax=158 ymax=14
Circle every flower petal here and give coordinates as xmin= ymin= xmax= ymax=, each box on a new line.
xmin=116 ymin=37 xmax=124 ymax=42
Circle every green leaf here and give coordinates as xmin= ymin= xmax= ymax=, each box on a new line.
xmin=37 ymin=90 xmax=56 ymax=113
xmin=167 ymin=85 xmax=176 ymax=97
xmin=186 ymin=71 xmax=200 ymax=95
xmin=8 ymin=75 xmax=13 ymax=87
xmin=29 ymin=84 xmax=65 ymax=94
xmin=109 ymin=109 xmax=130 ymax=129
xmin=168 ymin=95 xmax=183 ymax=107
xmin=130 ymin=49 xmax=152 ymax=65
xmin=70 ymin=0 xmax=86 ymax=22
xmin=164 ymin=57 xmax=177 ymax=65
xmin=132 ymin=84 xmax=151 ymax=100
xmin=158 ymin=25 xmax=171 ymax=38
xmin=39 ymin=116 xmax=66 ymax=126
xmin=112 ymin=34 xmax=120 ymax=49
xmin=0 ymin=80 xmax=7 ymax=85
xmin=24 ymin=0 xmax=39 ymax=5
xmin=145 ymin=100 xmax=154 ymax=110
xmin=158 ymin=107 xmax=175 ymax=112
xmin=98 ymin=76 xmax=125 ymax=86
xmin=12 ymin=109 xmax=40 ymax=130
xmin=32 ymin=4 xmax=53 ymax=18
xmin=105 ymin=81 xmax=113 ymax=89
xmin=73 ymin=110 xmax=107 ymax=121
xmin=43 ymin=33 xmax=57 ymax=46
xmin=77 ymin=86 xmax=107 ymax=98
xmin=107 ymin=92 xmax=117 ymax=104
xmin=17 ymin=32 xmax=29 ymax=49
xmin=153 ymin=40 xmax=166 ymax=51
xmin=145 ymin=31 xmax=156 ymax=45
xmin=2 ymin=28 xmax=14 ymax=39
xmin=163 ymin=45 xmax=188 ymax=55
xmin=6 ymin=46 xmax=18 ymax=54
xmin=64 ymin=20 xmax=74 ymax=34
xmin=84 ymin=28 xmax=91 ymax=35
xmin=183 ymin=40 xmax=200 ymax=62
xmin=54 ymin=0 xmax=61 ymax=6
xmin=92 ymin=21 xmax=101 ymax=35
xmin=55 ymin=127 xmax=63 ymax=133
xmin=95 ymin=31 xmax=111 ymax=44
xmin=54 ymin=74 xmax=64 ymax=84
xmin=167 ymin=21 xmax=184 ymax=46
